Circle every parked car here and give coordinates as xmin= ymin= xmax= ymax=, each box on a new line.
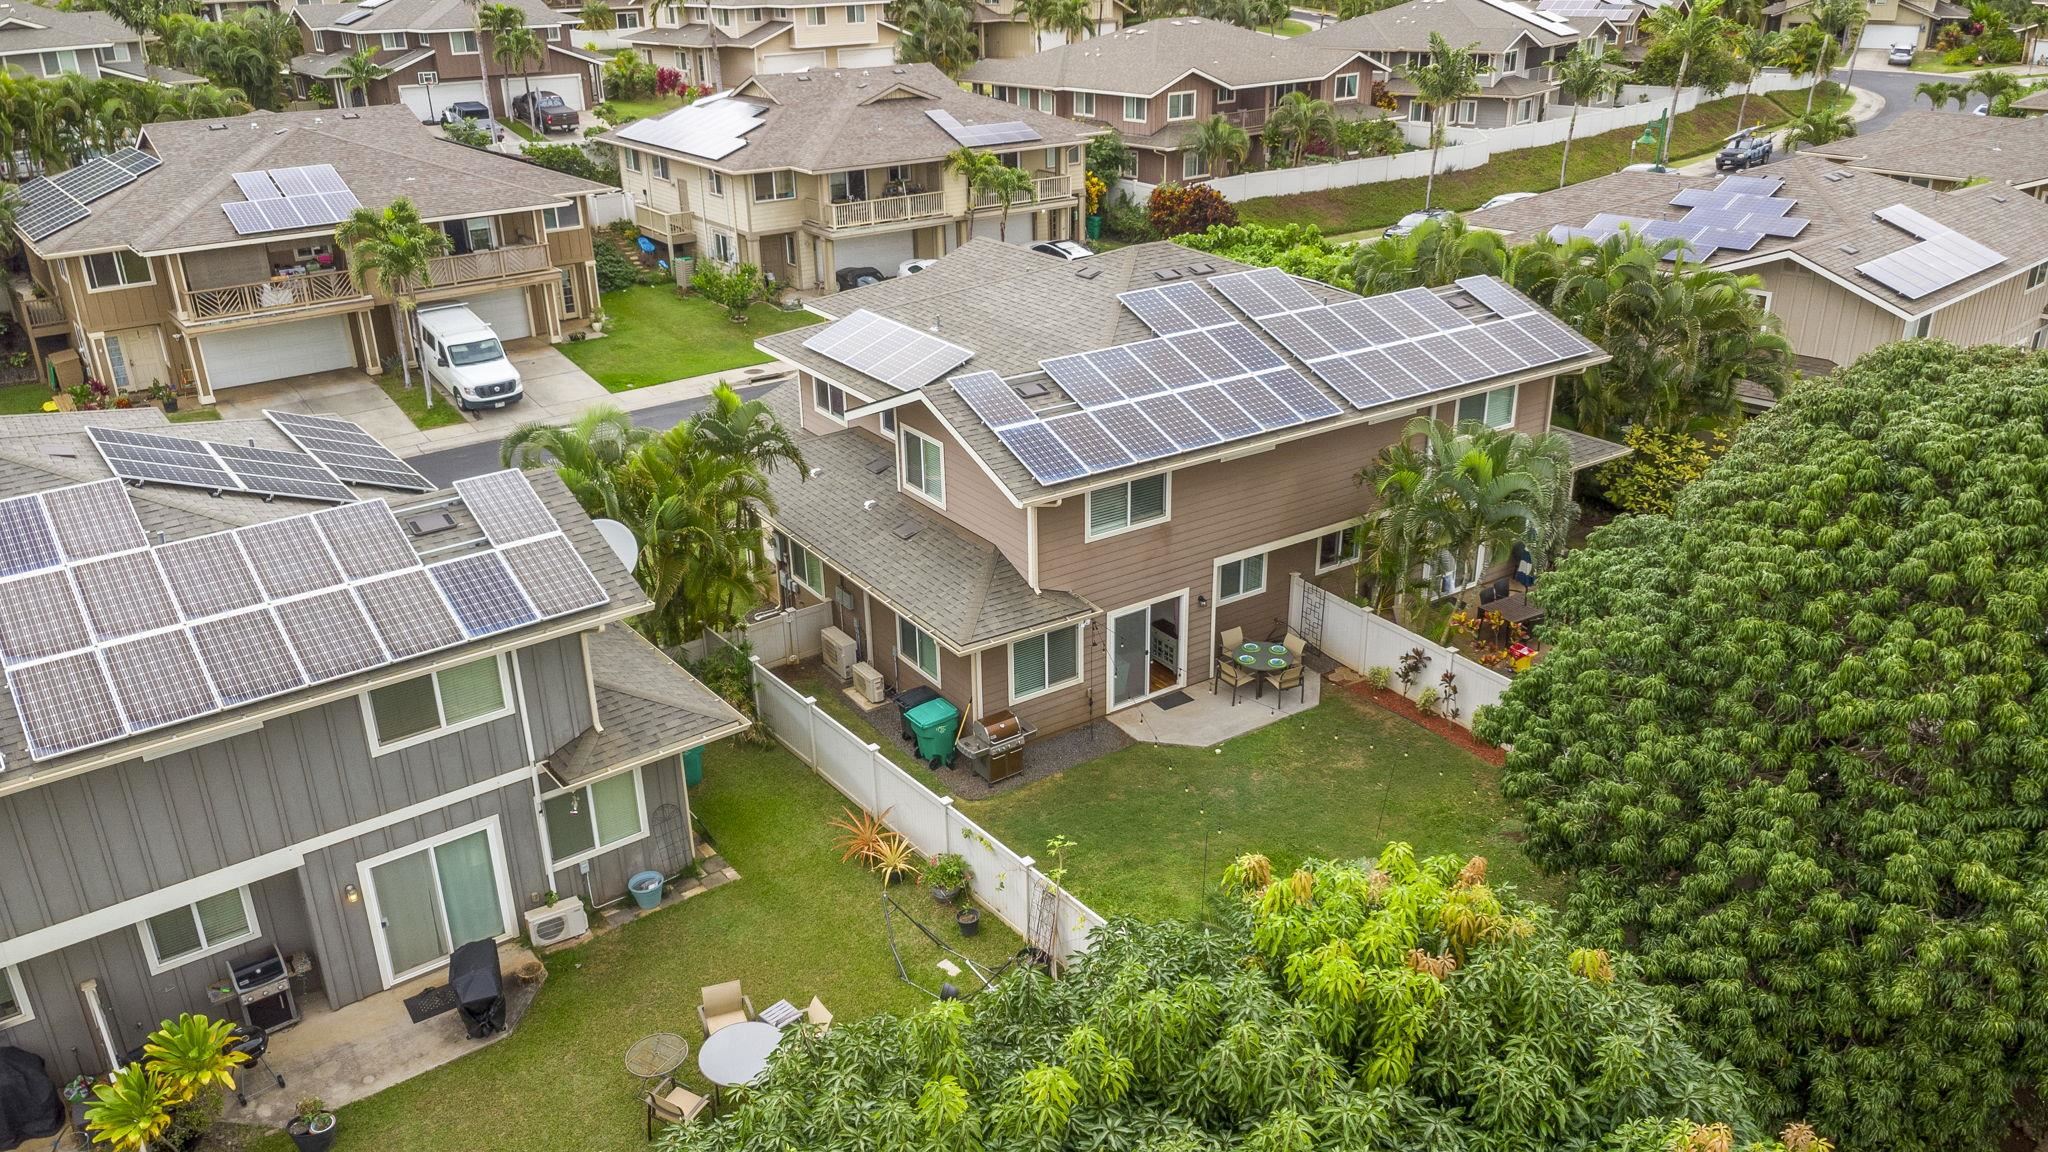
xmin=1715 ymin=129 xmax=1773 ymax=171
xmin=439 ymin=101 xmax=503 ymax=142
xmin=1383 ymin=208 xmax=1453 ymax=238
xmin=511 ymin=90 xmax=580 ymax=132
xmin=898 ymin=258 xmax=938 ymax=277
xmin=1029 ymin=240 xmax=1095 ymax=260
xmin=417 ymin=304 xmax=522 ymax=411
xmin=1887 ymin=44 xmax=1915 ymax=65
xmin=836 ymin=266 xmax=889 ymax=291
xmin=1476 ymin=192 xmax=1537 ymax=212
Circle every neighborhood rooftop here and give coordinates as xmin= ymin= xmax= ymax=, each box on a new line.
xmin=961 ymin=17 xmax=1384 ymax=95
xmin=1802 ymin=109 xmax=2048 ymax=191
xmin=1301 ymin=0 xmax=1583 ymax=53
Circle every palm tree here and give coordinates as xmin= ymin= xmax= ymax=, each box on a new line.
xmin=335 ymin=198 xmax=454 ymax=400
xmin=578 ymin=0 xmax=618 ymax=31
xmin=1778 ymin=21 xmax=1835 ymax=114
xmin=1784 ymin=105 xmax=1854 ymax=149
xmin=1916 ymin=79 xmax=1967 ymax=109
xmin=1552 ymin=41 xmax=1624 ymax=188
xmin=896 ymin=0 xmax=976 ymax=75
xmin=476 ymin=2 xmax=528 ymax=116
xmin=982 ymin=163 xmax=1036 ymax=240
xmin=1643 ymin=0 xmax=1732 ymax=165
xmin=1813 ymin=0 xmax=1864 ymax=92
xmin=1188 ymin=113 xmax=1250 ymax=177
xmin=1264 ymin=90 xmax=1339 ymax=169
xmin=1046 ymin=0 xmax=1094 ymax=43
xmin=947 ymin=145 xmax=1005 ymax=237
xmin=691 ymin=383 xmax=808 ymax=478
xmin=1970 ymin=68 xmax=2024 ymax=113
xmin=1347 ymin=216 xmax=1511 ymax=294
xmin=502 ymin=404 xmax=652 ymax=496
xmin=494 ymin=23 xmax=544 ymax=125
xmin=1730 ymin=26 xmax=1778 ymax=131
xmin=1404 ymin=32 xmax=1480 ymax=208
xmin=337 ymin=47 xmax=386 ymax=109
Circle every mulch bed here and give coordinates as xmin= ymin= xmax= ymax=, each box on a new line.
xmin=1344 ymin=680 xmax=1506 ymax=767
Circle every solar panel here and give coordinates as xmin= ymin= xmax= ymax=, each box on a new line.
xmin=1717 ymin=175 xmax=1784 ymax=197
xmin=1455 ymin=276 xmax=1538 ymax=318
xmin=355 ymin=568 xmax=465 ymax=659
xmin=1484 ymin=318 xmax=1552 ymax=365
xmin=258 ymin=198 xmax=305 ymax=231
xmin=50 ymin=158 xmax=132 ymax=204
xmin=1179 ymin=385 xmax=1261 ymax=441
xmin=209 ymin=441 xmax=356 ymax=504
xmin=1300 ymin=308 xmax=1369 ymax=354
xmin=1258 ymin=311 xmax=1335 ymax=361
xmin=191 ymin=608 xmax=306 ymax=706
xmin=89 ymin=427 xmax=245 ymax=495
xmin=157 ymin=532 xmax=264 ymax=620
xmin=304 ymin=164 xmax=349 ymax=194
xmin=1089 ymin=346 xmax=1168 ymax=398
xmin=236 ymin=518 xmax=344 ymax=599
xmin=1166 ymin=332 xmax=1241 ymax=380
xmin=431 ymin=552 xmax=538 ymax=637
xmin=107 ymin=148 xmax=161 ymax=177
xmin=993 ymin=421 xmax=1088 ymax=485
xmin=1118 ymin=286 xmax=1201 ymax=335
xmin=1515 ymin=313 xmax=1601 ymax=359
xmin=222 ymin=201 xmax=274 ymax=236
xmin=1207 ymin=269 xmax=1285 ymax=318
xmin=0 ymin=570 xmax=89 ymax=665
xmin=1857 ymin=203 xmax=2006 ymax=299
xmin=1416 ymin=332 xmax=1491 ymax=384
xmin=1210 ymin=324 xmax=1285 ymax=371
xmin=1351 ymin=349 xmax=1424 ymax=401
xmin=456 ymin=470 xmax=559 ymax=546
xmin=1127 ymin=340 xmax=1201 ymax=389
xmin=313 ymin=500 xmax=420 ymax=579
xmin=271 ymin=166 xmax=319 ymax=197
xmin=1215 ymin=375 xmax=1303 ymax=431
xmin=502 ymin=533 xmax=608 ymax=618
xmin=1134 ymin=394 xmax=1220 ymax=450
xmin=15 ymin=178 xmax=87 ymax=241
xmin=1255 ymin=369 xmax=1343 ymax=420
xmin=1044 ymin=411 xmax=1135 ymax=473
xmin=275 ymin=588 xmax=388 ymax=683
xmin=800 ymin=310 xmax=972 ymax=391
xmin=70 ymin=551 xmax=179 ymax=640
xmin=286 ymin=193 xmax=344 ymax=227
xmin=1453 ymin=326 xmax=1530 ymax=373
xmin=10 ymin=650 xmax=126 ymax=758
xmin=1364 ymin=295 xmax=1430 ymax=337
xmin=0 ymin=495 xmax=60 ymax=579
xmin=266 ymin=410 xmax=433 ymax=492
xmin=234 ymin=171 xmax=282 ymax=200
xmin=1039 ymin=354 xmax=1125 ymax=408
xmin=925 ymin=109 xmax=1042 ymax=147
xmin=1159 ymin=281 xmax=1235 ymax=328
xmin=1092 ymin=403 xmax=1177 ymax=462
xmin=1384 ymin=343 xmax=1458 ymax=394
xmin=949 ymin=371 xmax=1037 ymax=430
xmin=42 ymin=480 xmax=146 ymax=561
xmin=102 ymin=630 xmax=217 ymax=733
xmin=1395 ymin=289 xmax=1473 ymax=332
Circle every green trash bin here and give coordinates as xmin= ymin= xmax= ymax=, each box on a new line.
xmin=904 ymin=696 xmax=961 ymax=770
xmin=683 ymin=745 xmax=704 ymax=787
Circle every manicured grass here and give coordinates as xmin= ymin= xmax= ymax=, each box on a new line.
xmin=503 ymin=117 xmax=543 ymax=142
xmin=1763 ymin=87 xmax=1854 ymax=119
xmin=167 ymin=407 xmax=222 ymax=423
xmin=0 ymin=381 xmax=52 ymax=414
xmin=1238 ymin=88 xmax=1812 ymax=233
xmin=377 ymin=372 xmax=467 ymax=430
xmin=600 ymin=95 xmax=683 ymax=124
xmin=1260 ymin=18 xmax=1312 ymax=35
xmin=959 ymin=689 xmax=1548 ymax=923
xmin=780 ymin=664 xmax=944 ymax=789
xmin=560 ymin=286 xmax=818 ymax=392
xmin=245 ymin=739 xmax=1022 ymax=1152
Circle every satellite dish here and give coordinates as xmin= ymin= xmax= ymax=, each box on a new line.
xmin=593 ymin=519 xmax=637 ymax=572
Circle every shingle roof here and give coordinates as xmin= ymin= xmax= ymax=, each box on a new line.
xmin=296 ymin=0 xmax=569 ymax=32
xmin=2015 ymin=87 xmax=2048 ymax=113
xmin=0 ymin=2 xmax=131 ymax=54
xmin=762 ymin=384 xmax=1095 ymax=651
xmin=962 ymin=16 xmax=1381 ymax=95
xmin=547 ymin=625 xmax=749 ymax=784
xmin=1301 ymin=0 xmax=1583 ymax=54
xmin=1803 ymin=109 xmax=2048 ymax=189
xmin=601 ymin=63 xmax=1099 ymax=174
xmin=1463 ymin=151 xmax=2048 ymax=314
xmin=1556 ymin=427 xmax=1630 ymax=469
xmin=101 ymin=60 xmax=207 ymax=85
xmin=618 ymin=22 xmax=716 ymax=46
xmin=29 ymin=104 xmax=606 ymax=257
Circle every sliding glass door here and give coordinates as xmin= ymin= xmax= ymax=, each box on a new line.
xmin=364 ymin=822 xmax=510 ymax=985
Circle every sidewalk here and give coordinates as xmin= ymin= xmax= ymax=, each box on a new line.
xmin=1671 ymin=84 xmax=1884 ymax=175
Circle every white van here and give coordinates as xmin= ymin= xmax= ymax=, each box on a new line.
xmin=416 ymin=303 xmax=523 ymax=411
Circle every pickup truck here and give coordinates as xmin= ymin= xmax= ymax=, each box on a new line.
xmin=1715 ymin=131 xmax=1773 ymax=171
xmin=511 ymin=90 xmax=580 ymax=132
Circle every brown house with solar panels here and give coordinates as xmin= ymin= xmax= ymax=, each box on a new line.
xmin=748 ymin=238 xmax=1627 ymax=748
xmin=7 ymin=104 xmax=606 ymax=405
xmin=0 ymin=409 xmax=742 ymax=1100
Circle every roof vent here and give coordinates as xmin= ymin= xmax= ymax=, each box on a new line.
xmin=796 ymin=74 xmax=811 ymax=80
xmin=1839 ymin=244 xmax=1859 ymax=254
xmin=893 ymin=519 xmax=922 ymax=540
xmin=1186 ymin=262 xmax=1214 ymax=274
xmin=893 ymin=67 xmax=905 ymax=73
xmin=1075 ymin=265 xmax=1102 ymax=279
xmin=341 ymin=111 xmax=359 ymax=119
xmin=866 ymin=454 xmax=891 ymax=474
xmin=1993 ymin=193 xmax=2010 ymax=203
xmin=1152 ymin=268 xmax=1181 ymax=281
xmin=406 ymin=511 xmax=458 ymax=536
xmin=207 ymin=122 xmax=227 ymax=131
xmin=1015 ymin=379 xmax=1050 ymax=399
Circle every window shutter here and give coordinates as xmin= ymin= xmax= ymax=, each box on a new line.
xmin=1012 ymin=637 xmax=1046 ymax=697
xmin=1129 ymin=475 xmax=1166 ymax=522
xmin=438 ymin=657 xmax=506 ymax=724
xmin=1047 ymin=626 xmax=1079 ymax=684
xmin=1089 ymin=485 xmax=1128 ymax=535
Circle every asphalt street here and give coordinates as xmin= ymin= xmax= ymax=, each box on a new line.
xmin=406 ymin=385 xmax=774 ymax=487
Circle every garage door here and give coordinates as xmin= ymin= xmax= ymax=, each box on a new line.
xmin=1860 ymin=21 xmax=1919 ymax=48
xmin=397 ymin=80 xmax=487 ymax=123
xmin=760 ymin=50 xmax=825 ymax=73
xmin=835 ymin=46 xmax=894 ymax=67
xmin=465 ymin=288 xmax=534 ymax=341
xmin=500 ymin=75 xmax=587 ymax=110
xmin=202 ymin=315 xmax=354 ymax=390
xmin=832 ymin=232 xmax=914 ymax=276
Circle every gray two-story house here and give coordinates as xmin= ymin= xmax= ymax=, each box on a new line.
xmin=0 ymin=409 xmax=742 ymax=1086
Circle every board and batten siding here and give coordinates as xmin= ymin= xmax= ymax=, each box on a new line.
xmin=891 ymin=402 xmax=1029 ymax=577
xmin=546 ymin=755 xmax=693 ymax=907
xmin=70 ymin=257 xmax=176 ymax=334
xmin=1750 ymin=263 xmax=1902 ymax=367
xmin=981 ymin=630 xmax=1093 ymax=735
xmin=1927 ymin=267 xmax=2048 ymax=346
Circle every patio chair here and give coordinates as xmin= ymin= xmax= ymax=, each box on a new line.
xmin=646 ymin=1076 xmax=710 ymax=1138
xmin=1265 ymin=663 xmax=1305 ymax=712
xmin=1219 ymin=626 xmax=1244 ymax=657
xmin=1282 ymin=632 xmax=1305 ymax=662
xmin=697 ymin=981 xmax=754 ymax=1036
xmin=1214 ymin=655 xmax=1258 ymax=705
xmin=806 ymin=996 xmax=834 ymax=1033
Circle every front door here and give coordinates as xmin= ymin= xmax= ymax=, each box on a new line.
xmin=102 ymin=328 xmax=168 ymax=394
xmin=362 ymin=822 xmax=511 ymax=986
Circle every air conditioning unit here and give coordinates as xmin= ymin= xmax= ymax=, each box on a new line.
xmin=821 ymin=626 xmax=857 ymax=681
xmin=851 ymin=661 xmax=885 ymax=704
xmin=523 ymin=897 xmax=589 ymax=947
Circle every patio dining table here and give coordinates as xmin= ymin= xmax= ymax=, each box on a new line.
xmin=699 ymin=1020 xmax=784 ymax=1106
xmin=1234 ymin=642 xmax=1296 ymax=698
xmin=1493 ymin=597 xmax=1545 ymax=627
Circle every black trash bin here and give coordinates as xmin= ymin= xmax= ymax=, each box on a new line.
xmin=449 ymin=939 xmax=505 ymax=1038
xmin=0 ymin=1046 xmax=61 ymax=1147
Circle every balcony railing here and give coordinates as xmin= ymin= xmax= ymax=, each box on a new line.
xmin=184 ymin=267 xmax=364 ymax=323
xmin=974 ymin=173 xmax=1075 ymax=207
xmin=428 ymin=243 xmax=552 ymax=285
xmin=1217 ymin=105 xmax=1271 ymax=132
xmin=11 ymin=281 xmax=62 ymax=330
xmin=812 ymin=191 xmax=948 ymax=229
xmin=633 ymin=201 xmax=692 ymax=239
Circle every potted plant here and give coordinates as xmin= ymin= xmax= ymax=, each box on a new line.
xmin=147 ymin=378 xmax=176 ymax=413
xmin=873 ymin=833 xmax=920 ymax=885
xmin=924 ymin=853 xmax=970 ymax=903
xmin=956 ymin=903 xmax=981 ymax=936
xmin=286 ymin=1097 xmax=338 ymax=1152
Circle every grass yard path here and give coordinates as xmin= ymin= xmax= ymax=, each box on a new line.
xmin=560 ymin=286 xmax=816 ymax=392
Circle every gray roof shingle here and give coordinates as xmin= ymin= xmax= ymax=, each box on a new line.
xmin=546 ymin=625 xmax=749 ymax=783
xmin=1803 ymin=109 xmax=2048 ymax=190
xmin=295 ymin=0 xmax=569 ymax=32
xmin=1301 ymin=0 xmax=1583 ymax=54
xmin=0 ymin=2 xmax=133 ymax=54
xmin=963 ymin=16 xmax=1381 ymax=95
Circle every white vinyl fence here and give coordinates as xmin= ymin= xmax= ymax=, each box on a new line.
xmin=588 ymin=188 xmax=630 ymax=228
xmin=1287 ymin=574 xmax=1512 ymax=729
xmin=678 ymin=602 xmax=832 ymax=666
xmin=750 ymin=657 xmax=1107 ymax=968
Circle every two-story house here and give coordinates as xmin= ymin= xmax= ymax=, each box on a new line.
xmin=1465 ymin=153 xmax=2048 ymax=390
xmin=1528 ymin=0 xmax=1641 ymax=62
xmin=963 ymin=18 xmax=1387 ymax=185
xmin=1298 ymin=0 xmax=1592 ymax=129
xmin=0 ymin=1 xmax=202 ymax=88
xmin=619 ymin=0 xmax=901 ymax=89
xmin=749 ymin=238 xmax=1624 ymax=741
xmin=0 ymin=407 xmax=743 ymax=1088
xmin=603 ymin=64 xmax=1099 ymax=290
xmin=970 ymin=0 xmax=1123 ymax=59
xmin=1804 ymin=109 xmax=2048 ymax=196
xmin=1763 ymin=0 xmax=1966 ymax=52
xmin=7 ymin=105 xmax=607 ymax=404
xmin=290 ymin=0 xmax=605 ymax=122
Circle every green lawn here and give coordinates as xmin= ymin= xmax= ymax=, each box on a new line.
xmin=959 ymin=689 xmax=1546 ymax=923
xmin=1259 ymin=18 xmax=1312 ymax=35
xmin=167 ymin=407 xmax=222 ymax=423
xmin=247 ymin=739 xmax=1022 ymax=1152
xmin=601 ymin=95 xmax=683 ymax=124
xmin=377 ymin=372 xmax=467 ymax=431
xmin=503 ymin=118 xmax=543 ymax=142
xmin=1239 ymin=88 xmax=1813 ymax=234
xmin=0 ymin=381 xmax=51 ymax=414
xmin=560 ymin=286 xmax=818 ymax=392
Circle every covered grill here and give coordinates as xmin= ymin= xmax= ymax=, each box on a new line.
xmin=450 ymin=938 xmax=506 ymax=1039
xmin=959 ymin=710 xmax=1030 ymax=783
xmin=0 ymin=1046 xmax=61 ymax=1146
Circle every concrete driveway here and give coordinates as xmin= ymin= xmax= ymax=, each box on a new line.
xmin=213 ymin=368 xmax=420 ymax=444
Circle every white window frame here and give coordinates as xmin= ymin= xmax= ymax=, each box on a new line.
xmin=897 ymin=617 xmax=941 ymax=684
xmin=541 ymin=765 xmax=651 ymax=870
xmin=83 ymin=250 xmax=152 ymax=292
xmin=98 ymin=42 xmax=132 ymax=63
xmin=1165 ymin=90 xmax=1196 ymax=121
xmin=355 ymin=815 xmax=516 ymax=987
xmin=546 ymin=24 xmax=561 ymax=39
xmin=1181 ymin=150 xmax=1208 ymax=179
xmin=560 ymin=267 xmax=577 ymax=315
xmin=879 ymin=407 xmax=897 ymax=434
xmin=1074 ymin=91 xmax=1095 ymax=117
xmin=1456 ymin=383 xmax=1517 ymax=429
xmin=39 ymin=50 xmax=79 ymax=76
xmin=0 ymin=966 xmax=30 ymax=1030
xmin=813 ymin=377 xmax=846 ymax=422
xmin=1408 ymin=100 xmax=1430 ymax=123
xmin=2034 ymin=325 xmax=2048 ymax=351
xmin=715 ymin=7 xmax=733 ymax=24
xmin=1315 ymin=526 xmax=1361 ymax=574
xmin=1009 ymin=623 xmax=1083 ymax=703
xmin=781 ymin=533 xmax=826 ymax=597
xmin=1457 ymin=99 xmax=1478 ymax=125
xmin=450 ymin=29 xmax=479 ymax=54
xmin=1122 ymin=95 xmax=1146 ymax=122
xmin=616 ymin=8 xmax=643 ymax=26
xmin=624 ymin=148 xmax=642 ymax=172
xmin=1907 ymin=314 xmax=1932 ymax=339
xmin=752 ymin=169 xmax=796 ymax=202
xmin=1515 ymin=97 xmax=1534 ymax=123
xmin=381 ymin=31 xmax=408 ymax=49
xmin=359 ymin=654 xmax=515 ymax=756
xmin=417 ymin=69 xmax=438 ymax=84
xmin=846 ymin=2 xmax=864 ymax=19
xmin=1037 ymin=89 xmax=1053 ymax=113
xmin=901 ymin=426 xmax=945 ymax=507
xmin=2028 ymin=262 xmax=2048 ymax=291
xmin=650 ymin=155 xmax=670 ymax=179
xmin=1084 ymin=473 xmax=1170 ymax=541
xmin=806 ymin=5 xmax=826 ymax=22
xmin=712 ymin=230 xmax=736 ymax=263
xmin=706 ymin=169 xmax=724 ymax=196
xmin=139 ymin=886 xmax=259 ymax=975
xmin=1216 ymin=552 xmax=1266 ymax=604
xmin=1503 ymin=48 xmax=1519 ymax=72
xmin=1216 ymin=85 xmax=1236 ymax=104
xmin=1333 ymin=72 xmax=1359 ymax=101
xmin=541 ymin=201 xmax=582 ymax=231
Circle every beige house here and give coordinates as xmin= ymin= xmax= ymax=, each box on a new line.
xmin=1804 ymin=110 xmax=2048 ymax=196
xmin=1764 ymin=0 xmax=1967 ymax=50
xmin=1298 ymin=0 xmax=1593 ymax=129
xmin=1465 ymin=153 xmax=2048 ymax=391
xmin=601 ymin=65 xmax=1099 ymax=290
xmin=8 ymin=105 xmax=607 ymax=403
xmin=971 ymin=0 xmax=1125 ymax=59
xmin=750 ymin=239 xmax=1624 ymax=743
xmin=619 ymin=0 xmax=900 ymax=88
xmin=963 ymin=18 xmax=1386 ymax=185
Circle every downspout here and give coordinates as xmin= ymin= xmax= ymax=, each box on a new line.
xmin=580 ymin=627 xmax=603 ymax=733
xmin=509 ymin=648 xmax=561 ymax=908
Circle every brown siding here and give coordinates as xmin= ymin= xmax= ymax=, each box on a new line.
xmin=74 ymin=257 xmax=175 ymax=331
xmin=547 ymin=223 xmax=595 ymax=265
xmin=1213 ymin=537 xmax=1313 ymax=647
xmin=981 ymin=629 xmax=1092 ymax=734
xmin=1751 ymin=262 xmax=1901 ymax=367
xmin=893 ymin=401 xmax=1029 ymax=576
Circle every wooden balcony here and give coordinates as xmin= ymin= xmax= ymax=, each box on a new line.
xmin=11 ymin=280 xmax=63 ymax=333
xmin=633 ymin=201 xmax=693 ymax=242
xmin=428 ymin=243 xmax=552 ymax=286
xmin=181 ymin=268 xmax=366 ymax=324
xmin=808 ymin=191 xmax=948 ymax=230
xmin=974 ymin=173 xmax=1075 ymax=208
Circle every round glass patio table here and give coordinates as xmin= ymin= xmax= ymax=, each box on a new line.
xmin=1235 ymin=642 xmax=1293 ymax=673
xmin=625 ymin=1032 xmax=690 ymax=1081
xmin=699 ymin=1021 xmax=783 ymax=1088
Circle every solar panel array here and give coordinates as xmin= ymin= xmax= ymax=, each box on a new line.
xmin=1546 ymin=173 xmax=1810 ymax=261
xmin=16 ymin=147 xmax=162 ymax=241
xmin=802 ymin=309 xmax=974 ymax=392
xmin=614 ymin=93 xmax=768 ymax=162
xmin=266 ymin=410 xmax=433 ymax=492
xmin=1536 ymin=0 xmax=1636 ymax=15
xmin=925 ymin=109 xmax=1043 ymax=148
xmin=0 ymin=471 xmax=608 ymax=762
xmin=87 ymin=427 xmax=357 ymax=504
xmin=1855 ymin=202 xmax=2006 ymax=300
xmin=219 ymin=165 xmax=363 ymax=236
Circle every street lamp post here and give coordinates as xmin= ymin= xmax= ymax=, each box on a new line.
xmin=1633 ymin=113 xmax=1670 ymax=173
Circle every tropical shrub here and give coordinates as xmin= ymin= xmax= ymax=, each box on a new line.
xmin=1595 ymin=426 xmax=1728 ymax=515
xmin=689 ymin=260 xmax=768 ymax=322
xmin=605 ymin=48 xmax=658 ymax=99
xmin=1101 ymin=191 xmax=1154 ymax=242
xmin=655 ymin=66 xmax=685 ymax=96
xmin=657 ymin=845 xmax=1807 ymax=1152
xmin=1481 ymin=341 xmax=2048 ymax=1152
xmin=442 ymin=117 xmax=493 ymax=149
xmin=1147 ymin=182 xmax=1237 ymax=237
xmin=522 ymin=141 xmax=620 ymax=186
xmin=86 ymin=1014 xmax=248 ymax=1152
xmin=1337 ymin=115 xmax=1405 ymax=158
xmin=1177 ymin=222 xmax=1349 ymax=286
xmin=594 ymin=240 xmax=640 ymax=293
xmin=1084 ymin=171 xmax=1107 ymax=218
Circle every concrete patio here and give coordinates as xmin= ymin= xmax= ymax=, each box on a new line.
xmin=1109 ymin=670 xmax=1323 ymax=747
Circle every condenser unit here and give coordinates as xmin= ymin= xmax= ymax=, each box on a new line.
xmin=821 ymin=626 xmax=857 ymax=681
xmin=851 ymin=661 xmax=885 ymax=704
xmin=523 ymin=897 xmax=589 ymax=947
